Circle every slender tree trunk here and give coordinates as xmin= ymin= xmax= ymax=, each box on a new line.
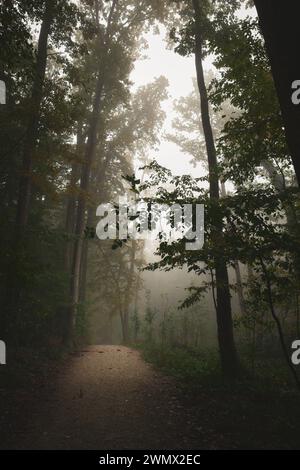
xmin=259 ymin=256 xmax=300 ymax=390
xmin=67 ymin=62 xmax=104 ymax=345
xmin=64 ymin=162 xmax=79 ymax=271
xmin=220 ymin=182 xmax=246 ymax=315
xmin=296 ymin=294 xmax=300 ymax=338
xmin=79 ymin=239 xmax=88 ymax=304
xmin=65 ymin=127 xmax=84 ymax=272
xmin=3 ymin=1 xmax=54 ymax=339
xmin=79 ymin=149 xmax=111 ymax=304
xmin=79 ymin=206 xmax=94 ymax=304
xmin=67 ymin=112 xmax=103 ymax=345
xmin=79 ymin=148 xmax=112 ymax=306
xmin=253 ymin=1 xmax=300 ymax=186
xmin=192 ymin=0 xmax=238 ymax=378
xmin=16 ymin=0 xmax=54 ymax=234
xmin=233 ymin=260 xmax=246 ymax=315
xmin=66 ymin=0 xmax=118 ymax=344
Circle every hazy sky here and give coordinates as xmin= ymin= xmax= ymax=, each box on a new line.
xmin=131 ymin=26 xmax=204 ymax=176
xmin=130 ymin=4 xmax=255 ymax=177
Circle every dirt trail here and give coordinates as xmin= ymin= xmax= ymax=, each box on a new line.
xmin=9 ymin=346 xmax=206 ymax=450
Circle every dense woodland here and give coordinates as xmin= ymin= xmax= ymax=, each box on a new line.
xmin=1 ymin=0 xmax=300 ymax=397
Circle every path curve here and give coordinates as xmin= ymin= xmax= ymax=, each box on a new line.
xmin=13 ymin=346 xmax=205 ymax=449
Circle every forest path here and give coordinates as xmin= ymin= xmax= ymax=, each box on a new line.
xmin=11 ymin=345 xmax=207 ymax=450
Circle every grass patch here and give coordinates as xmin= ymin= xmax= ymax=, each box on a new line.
xmin=135 ymin=342 xmax=223 ymax=385
xmin=135 ymin=341 xmax=300 ymax=394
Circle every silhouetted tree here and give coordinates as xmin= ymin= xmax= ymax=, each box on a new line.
xmin=254 ymin=0 xmax=300 ymax=186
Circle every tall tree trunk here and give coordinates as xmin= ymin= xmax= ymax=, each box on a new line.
xmin=3 ymin=1 xmax=54 ymax=339
xmin=233 ymin=260 xmax=246 ymax=315
xmin=15 ymin=0 xmax=54 ymax=234
xmin=79 ymin=206 xmax=94 ymax=304
xmin=253 ymin=1 xmax=300 ymax=186
xmin=79 ymin=237 xmax=88 ymax=304
xmin=259 ymin=256 xmax=300 ymax=390
xmin=65 ymin=126 xmax=84 ymax=273
xmin=67 ymin=107 xmax=103 ymax=345
xmin=79 ymin=150 xmax=111 ymax=305
xmin=66 ymin=0 xmax=118 ymax=344
xmin=220 ymin=182 xmax=247 ymax=315
xmin=192 ymin=0 xmax=238 ymax=378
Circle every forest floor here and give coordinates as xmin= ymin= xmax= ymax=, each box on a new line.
xmin=0 ymin=345 xmax=300 ymax=450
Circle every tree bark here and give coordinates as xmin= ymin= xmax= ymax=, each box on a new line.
xmin=259 ymin=255 xmax=300 ymax=390
xmin=65 ymin=126 xmax=84 ymax=273
xmin=15 ymin=0 xmax=54 ymax=234
xmin=192 ymin=0 xmax=239 ymax=378
xmin=220 ymin=182 xmax=247 ymax=316
xmin=79 ymin=206 xmax=94 ymax=304
xmin=66 ymin=0 xmax=118 ymax=343
xmin=233 ymin=260 xmax=246 ymax=315
xmin=253 ymin=0 xmax=300 ymax=186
